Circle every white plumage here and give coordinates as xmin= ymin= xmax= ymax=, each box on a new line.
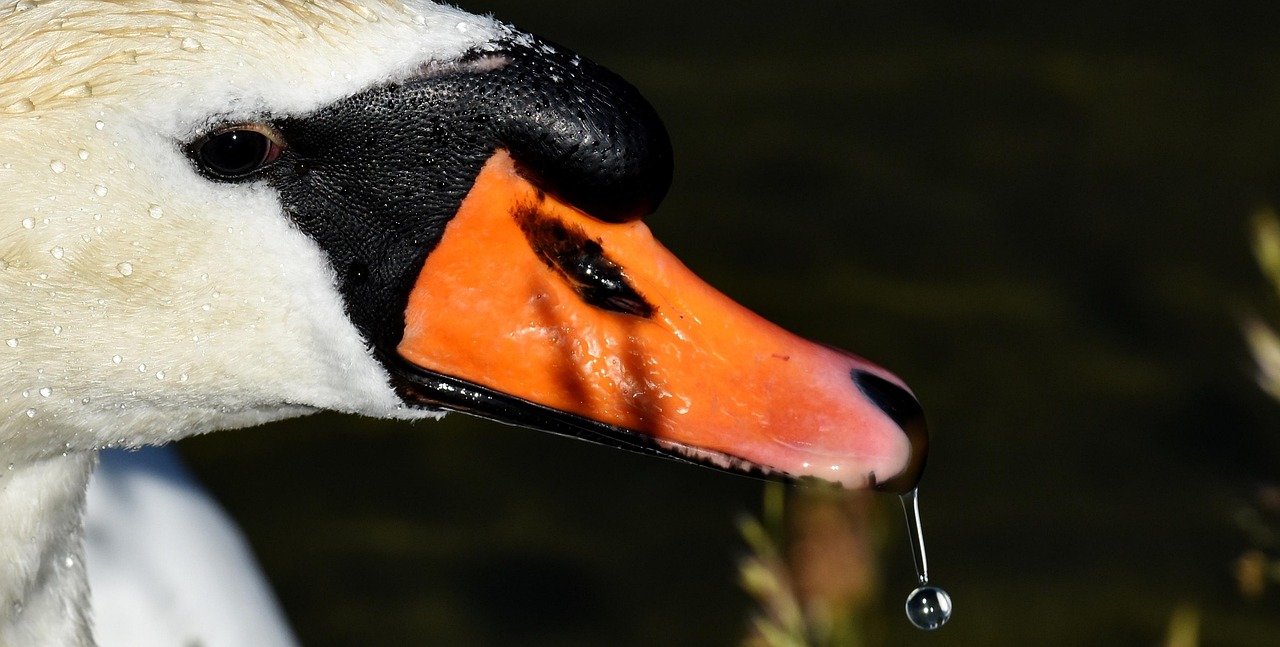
xmin=0 ymin=2 xmax=508 ymax=643
xmin=85 ymin=447 xmax=299 ymax=647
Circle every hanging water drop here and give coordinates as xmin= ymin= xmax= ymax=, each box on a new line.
xmin=899 ymin=487 xmax=951 ymax=631
xmin=50 ymin=246 xmax=63 ymax=260
xmin=49 ymin=160 xmax=65 ymax=174
xmin=116 ymin=261 xmax=133 ymax=276
xmin=905 ymin=585 xmax=952 ymax=631
xmin=94 ymin=184 xmax=108 ymax=197
xmin=148 ymin=204 xmax=163 ymax=219
xmin=77 ymin=149 xmax=89 ymax=161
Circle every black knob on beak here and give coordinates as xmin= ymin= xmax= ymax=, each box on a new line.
xmin=479 ymin=33 xmax=674 ymax=222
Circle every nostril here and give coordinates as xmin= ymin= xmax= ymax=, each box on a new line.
xmin=851 ymin=369 xmax=929 ymax=493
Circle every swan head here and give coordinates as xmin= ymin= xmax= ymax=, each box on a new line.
xmin=0 ymin=0 xmax=927 ymax=491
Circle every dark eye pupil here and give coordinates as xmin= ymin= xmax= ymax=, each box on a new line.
xmin=199 ymin=130 xmax=270 ymax=177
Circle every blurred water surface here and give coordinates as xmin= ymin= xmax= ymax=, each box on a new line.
xmin=182 ymin=2 xmax=1280 ymax=645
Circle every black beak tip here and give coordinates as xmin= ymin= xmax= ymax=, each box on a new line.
xmin=851 ymin=369 xmax=930 ymax=493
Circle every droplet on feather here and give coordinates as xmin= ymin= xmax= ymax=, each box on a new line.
xmin=58 ymin=84 xmax=93 ymax=98
xmin=4 ymin=99 xmax=35 ymax=113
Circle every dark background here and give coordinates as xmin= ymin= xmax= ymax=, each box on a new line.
xmin=182 ymin=1 xmax=1280 ymax=644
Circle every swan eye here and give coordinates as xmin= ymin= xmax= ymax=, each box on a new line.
xmin=193 ymin=126 xmax=284 ymax=179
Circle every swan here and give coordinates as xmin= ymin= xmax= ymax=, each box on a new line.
xmin=0 ymin=0 xmax=928 ymax=644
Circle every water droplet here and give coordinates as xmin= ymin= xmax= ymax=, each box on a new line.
xmin=93 ymin=184 xmax=107 ymax=197
xmin=81 ymin=397 xmax=90 ymax=405
xmin=14 ymin=0 xmax=36 ymax=12
xmin=147 ymin=204 xmax=163 ymax=219
xmin=21 ymin=218 xmax=33 ymax=229
xmin=49 ymin=160 xmax=65 ymax=173
xmin=899 ymin=488 xmax=951 ymax=631
xmin=49 ymin=246 xmax=63 ymax=260
xmin=24 ymin=408 xmax=35 ymax=418
xmin=5 ymin=98 xmax=35 ymax=113
xmin=178 ymin=373 xmax=189 ymax=382
xmin=21 ymin=390 xmax=29 ymax=398
xmin=116 ymin=262 xmax=133 ymax=276
xmin=58 ymin=83 xmax=92 ymax=98
xmin=180 ymin=36 xmax=202 ymax=52
xmin=5 ymin=339 xmax=16 ymax=348
xmin=95 ymin=120 xmax=105 ymax=130
xmin=64 ymin=556 xmax=74 ymax=568
xmin=38 ymin=387 xmax=51 ymax=398
xmin=155 ymin=371 xmax=165 ymax=380
xmin=51 ymin=326 xmax=61 ymax=335
xmin=111 ymin=355 xmax=122 ymax=364
xmin=77 ymin=149 xmax=89 ymax=161
xmin=137 ymin=363 xmax=146 ymax=373
xmin=905 ymin=585 xmax=952 ymax=631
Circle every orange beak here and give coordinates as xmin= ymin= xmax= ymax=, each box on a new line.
xmin=394 ymin=151 xmax=926 ymax=491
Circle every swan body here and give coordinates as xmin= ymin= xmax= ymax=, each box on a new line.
xmin=85 ymin=447 xmax=298 ymax=647
xmin=0 ymin=1 xmax=928 ymax=644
